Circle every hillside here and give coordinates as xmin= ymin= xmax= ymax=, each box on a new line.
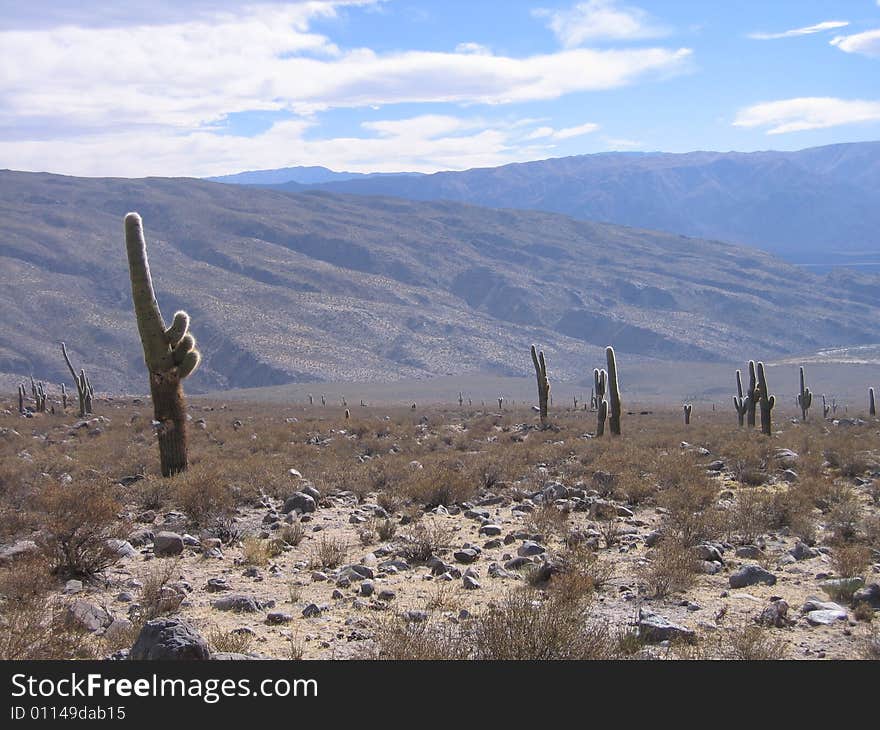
xmin=258 ymin=142 xmax=880 ymax=266
xmin=1 ymin=170 xmax=878 ymax=394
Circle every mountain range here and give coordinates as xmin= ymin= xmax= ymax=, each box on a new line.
xmin=2 ymin=169 xmax=879 ymax=394
xmin=211 ymin=142 xmax=880 ymax=268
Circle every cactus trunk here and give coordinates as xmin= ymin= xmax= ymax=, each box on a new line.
xmin=150 ymin=370 xmax=188 ymax=477
xmin=870 ymin=388 xmax=876 ymax=417
xmin=755 ymin=362 xmax=775 ymax=436
xmin=530 ymin=345 xmax=550 ymax=426
xmin=746 ymin=360 xmax=757 ymax=428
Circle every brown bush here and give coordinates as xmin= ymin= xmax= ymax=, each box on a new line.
xmin=637 ymin=537 xmax=699 ymax=598
xmin=35 ymin=481 xmax=129 ymax=579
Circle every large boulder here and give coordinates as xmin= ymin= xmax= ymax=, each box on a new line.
xmin=153 ymin=531 xmax=184 ymax=557
xmin=129 ymin=618 xmax=210 ymax=660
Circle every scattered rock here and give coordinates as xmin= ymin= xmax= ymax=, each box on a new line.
xmin=282 ymin=492 xmax=316 ymax=514
xmin=729 ymin=565 xmax=777 ymax=589
xmin=129 ymin=618 xmax=210 ymax=660
xmin=153 ymin=531 xmax=184 ymax=557
xmin=66 ymin=600 xmax=111 ymax=633
xmin=212 ymin=594 xmax=264 ymax=613
xmin=638 ymin=609 xmax=696 ymax=644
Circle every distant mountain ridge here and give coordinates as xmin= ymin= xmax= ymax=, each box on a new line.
xmin=206 ymin=166 xmax=420 ymax=186
xmin=212 ymin=142 xmax=880 ymax=267
xmin=2 ymin=170 xmax=879 ymax=394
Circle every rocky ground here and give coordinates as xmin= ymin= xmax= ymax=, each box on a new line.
xmin=1 ymin=398 xmax=878 ymax=660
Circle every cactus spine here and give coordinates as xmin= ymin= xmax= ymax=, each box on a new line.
xmin=755 ymin=361 xmax=775 ymax=435
xmin=530 ymin=344 xmax=550 ymax=426
xmin=870 ymin=388 xmax=876 ymax=417
xmin=61 ymin=343 xmax=93 ymax=417
xmin=683 ymin=403 xmax=692 ymax=425
xmin=606 ymin=346 xmax=621 ymax=436
xmin=797 ymin=366 xmax=812 ymax=421
xmin=732 ymin=369 xmax=749 ymax=427
xmin=124 ymin=212 xmax=201 ymax=477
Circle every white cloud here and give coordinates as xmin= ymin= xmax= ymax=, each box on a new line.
xmin=0 ymin=114 xmax=555 ymax=177
xmin=733 ymin=97 xmax=880 ymax=134
xmin=830 ymin=28 xmax=880 ymax=57
xmin=0 ymin=2 xmax=690 ymax=175
xmin=526 ymin=122 xmax=600 ymax=140
xmin=535 ymin=0 xmax=669 ymax=47
xmin=454 ymin=42 xmax=491 ymax=55
xmin=748 ymin=20 xmax=849 ymax=40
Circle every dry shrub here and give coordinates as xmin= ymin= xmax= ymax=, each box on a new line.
xmin=138 ymin=558 xmax=183 ymax=620
xmin=727 ymin=489 xmax=773 ymax=544
xmin=170 ymin=465 xmax=235 ymax=527
xmin=400 ymin=458 xmax=478 ymax=508
xmin=279 ymin=521 xmax=305 ymax=546
xmin=722 ymin=624 xmax=787 ymax=660
xmin=241 ymin=537 xmax=273 ymax=566
xmin=373 ymin=589 xmax=615 ymax=660
xmin=530 ymin=545 xmax=614 ymax=598
xmin=397 ymin=517 xmax=454 ymax=564
xmin=831 ymin=544 xmax=872 ymax=579
xmin=376 ymin=517 xmax=398 ymax=541
xmin=637 ymin=538 xmax=699 ymax=598
xmin=0 ymin=555 xmax=96 ymax=659
xmin=470 ymin=590 xmax=614 ymax=660
xmin=824 ymin=436 xmax=870 ymax=478
xmin=658 ymin=470 xmax=723 ymax=546
xmin=827 ymin=491 xmax=863 ymax=543
xmin=36 ymin=481 xmax=129 ymax=578
xmin=764 ymin=487 xmax=817 ymax=544
xmin=525 ymin=502 xmax=569 ymax=538
xmin=206 ymin=627 xmax=254 ymax=655
xmin=308 ymin=535 xmax=348 ymax=570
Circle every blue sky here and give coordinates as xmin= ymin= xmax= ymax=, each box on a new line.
xmin=1 ymin=0 xmax=879 ymax=176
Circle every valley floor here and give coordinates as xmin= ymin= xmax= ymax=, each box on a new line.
xmin=1 ymin=396 xmax=878 ymax=660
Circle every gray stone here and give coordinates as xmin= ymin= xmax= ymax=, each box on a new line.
xmin=359 ymin=580 xmax=375 ymax=597
xmin=820 ymin=577 xmax=864 ymax=598
xmin=282 ymin=492 xmax=316 ymax=514
xmin=851 ymin=583 xmax=880 ymax=609
xmin=735 ymin=545 xmax=764 ymax=560
xmin=66 ymin=600 xmax=111 ymax=632
xmin=729 ymin=565 xmax=777 ymax=589
xmin=790 ymin=541 xmax=818 ymax=561
xmin=757 ymin=600 xmax=792 ymax=628
xmin=205 ymin=578 xmax=230 ymax=592
xmin=107 ymin=539 xmax=138 ymax=558
xmin=517 ymin=540 xmax=546 ymax=557
xmin=453 ymin=548 xmax=480 ymax=564
xmin=463 ymin=575 xmax=481 ymax=589
xmin=63 ymin=579 xmax=83 ymax=595
xmin=479 ymin=524 xmax=502 ymax=536
xmin=153 ymin=531 xmax=184 ymax=557
xmin=0 ymin=539 xmax=38 ymax=565
xmin=211 ymin=594 xmax=264 ymax=613
xmin=302 ymin=603 xmax=323 ymax=618
xmin=266 ymin=612 xmax=293 ymax=625
xmin=638 ymin=609 xmax=696 ymax=644
xmin=129 ymin=618 xmax=210 ymax=660
xmin=805 ymin=609 xmax=847 ymax=626
xmin=337 ymin=565 xmax=374 ymax=582
xmin=104 ymin=618 xmax=134 ymax=643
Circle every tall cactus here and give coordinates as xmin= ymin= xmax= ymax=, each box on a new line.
xmin=683 ymin=403 xmax=692 ymax=425
xmin=17 ymin=383 xmax=25 ymax=414
xmin=870 ymin=387 xmax=876 ymax=417
xmin=124 ymin=213 xmax=201 ymax=477
xmin=606 ymin=346 xmax=621 ymax=436
xmin=732 ymin=369 xmax=749 ymax=427
xmin=593 ymin=367 xmax=607 ymax=436
xmin=797 ymin=366 xmax=812 ymax=421
xmin=530 ymin=344 xmax=550 ymax=426
xmin=821 ymin=394 xmax=830 ymax=419
xmin=755 ymin=361 xmax=775 ymax=435
xmin=61 ymin=343 xmax=93 ymax=417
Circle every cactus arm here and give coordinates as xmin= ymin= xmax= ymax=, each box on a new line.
xmin=606 ymin=346 xmax=621 ymax=435
xmin=164 ymin=311 xmax=190 ymax=348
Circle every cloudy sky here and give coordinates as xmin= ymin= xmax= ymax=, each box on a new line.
xmin=1 ymin=0 xmax=879 ymax=177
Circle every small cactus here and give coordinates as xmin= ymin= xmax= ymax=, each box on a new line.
xmin=732 ymin=369 xmax=749 ymax=427
xmin=458 ymin=392 xmax=463 ymax=407
xmin=870 ymin=387 xmax=876 ymax=417
xmin=821 ymin=394 xmax=830 ymax=419
xmin=344 ymin=408 xmax=351 ymax=419
xmin=498 ymin=396 xmax=503 ymax=411
xmin=17 ymin=383 xmax=25 ymax=414
xmin=308 ymin=394 xmax=313 ymax=405
xmin=797 ymin=366 xmax=812 ymax=421
xmin=594 ymin=367 xmax=607 ymax=435
xmin=61 ymin=343 xmax=93 ymax=417
xmin=124 ymin=212 xmax=201 ymax=477
xmin=683 ymin=403 xmax=692 ymax=425
xmin=755 ymin=361 xmax=775 ymax=435
xmin=530 ymin=344 xmax=551 ymax=426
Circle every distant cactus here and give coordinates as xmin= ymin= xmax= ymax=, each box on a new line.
xmin=573 ymin=395 xmax=578 ymax=410
xmin=61 ymin=343 xmax=93 ymax=417
xmin=124 ymin=212 xmax=201 ymax=477
xmin=797 ymin=366 xmax=812 ymax=421
xmin=308 ymin=394 xmax=313 ymax=405
xmin=593 ymin=367 xmax=607 ymax=435
xmin=732 ymin=369 xmax=749 ymax=427
xmin=17 ymin=383 xmax=25 ymax=414
xmin=821 ymin=394 xmax=830 ymax=419
xmin=498 ymin=396 xmax=503 ymax=411
xmin=530 ymin=344 xmax=550 ymax=426
xmin=458 ymin=391 xmax=463 ymax=407
xmin=870 ymin=387 xmax=876 ymax=417
xmin=755 ymin=361 xmax=775 ymax=435
xmin=683 ymin=403 xmax=692 ymax=425
xmin=606 ymin=346 xmax=621 ymax=436
xmin=321 ymin=394 xmax=326 ymax=406
xmin=30 ymin=377 xmax=46 ymax=412
xmin=61 ymin=383 xmax=67 ymax=410
xmin=345 ymin=408 xmax=351 ymax=419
